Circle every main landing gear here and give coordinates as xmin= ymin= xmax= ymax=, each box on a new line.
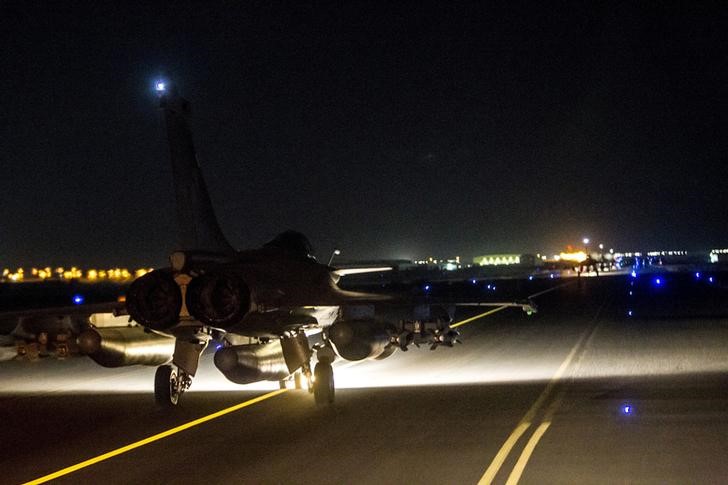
xmin=154 ymin=336 xmax=208 ymax=407
xmin=277 ymin=334 xmax=337 ymax=406
xmin=155 ymin=364 xmax=191 ymax=406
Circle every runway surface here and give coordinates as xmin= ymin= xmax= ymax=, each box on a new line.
xmin=2 ymin=274 xmax=728 ymax=484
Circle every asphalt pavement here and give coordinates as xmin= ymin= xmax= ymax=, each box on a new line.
xmin=2 ymin=274 xmax=728 ymax=484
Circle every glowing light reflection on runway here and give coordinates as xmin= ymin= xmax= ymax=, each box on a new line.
xmin=3 ymin=340 xmax=728 ymax=396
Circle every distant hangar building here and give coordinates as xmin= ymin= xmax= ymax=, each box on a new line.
xmin=473 ymin=254 xmax=536 ymax=266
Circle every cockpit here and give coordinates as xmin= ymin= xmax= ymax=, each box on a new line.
xmin=263 ymin=231 xmax=316 ymax=261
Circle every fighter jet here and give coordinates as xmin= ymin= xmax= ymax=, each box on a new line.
xmin=1 ymin=82 xmax=535 ymax=406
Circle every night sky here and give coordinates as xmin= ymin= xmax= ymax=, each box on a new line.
xmin=2 ymin=2 xmax=727 ymax=267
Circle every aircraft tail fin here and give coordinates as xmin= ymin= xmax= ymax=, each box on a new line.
xmin=159 ymin=88 xmax=235 ymax=255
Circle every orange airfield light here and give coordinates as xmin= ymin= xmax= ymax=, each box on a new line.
xmin=558 ymin=251 xmax=588 ymax=263
xmin=1 ymin=266 xmax=154 ymax=283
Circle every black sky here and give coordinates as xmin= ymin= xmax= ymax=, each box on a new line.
xmin=2 ymin=1 xmax=727 ymax=267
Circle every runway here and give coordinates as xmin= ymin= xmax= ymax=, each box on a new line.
xmin=2 ymin=274 xmax=728 ymax=484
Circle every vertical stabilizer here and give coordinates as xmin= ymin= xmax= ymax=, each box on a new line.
xmin=159 ymin=89 xmax=234 ymax=255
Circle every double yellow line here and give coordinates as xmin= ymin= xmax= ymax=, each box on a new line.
xmin=478 ymin=286 xmax=603 ymax=484
xmin=477 ymin=329 xmax=589 ymax=484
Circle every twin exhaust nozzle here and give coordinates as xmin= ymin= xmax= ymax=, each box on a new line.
xmin=126 ymin=270 xmax=251 ymax=331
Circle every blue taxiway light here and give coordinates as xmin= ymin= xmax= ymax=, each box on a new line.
xmin=471 ymin=279 xmax=477 ymax=284
xmin=72 ymin=294 xmax=84 ymax=305
xmin=654 ymin=277 xmax=662 ymax=286
xmin=708 ymin=277 xmax=714 ymax=283
xmin=528 ymin=275 xmax=534 ymax=281
xmin=695 ymin=272 xmax=701 ymax=279
xmin=424 ymin=285 xmax=431 ymax=291
xmin=627 ymin=310 xmax=633 ymax=317
xmin=631 ymin=270 xmax=637 ymax=278
xmin=621 ymin=404 xmax=634 ymax=415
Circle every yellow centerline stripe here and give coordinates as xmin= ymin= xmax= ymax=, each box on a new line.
xmin=451 ymin=305 xmax=509 ymax=328
xmin=23 ymin=389 xmax=288 ymax=485
xmin=453 ymin=280 xmax=574 ymax=330
xmin=477 ymin=327 xmax=590 ymax=485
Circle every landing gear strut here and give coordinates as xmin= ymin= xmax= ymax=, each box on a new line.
xmin=278 ymin=369 xmax=307 ymax=390
xmin=154 ymin=336 xmax=207 ymax=406
xmin=154 ymin=364 xmax=191 ymax=406
xmin=313 ymin=344 xmax=336 ymax=405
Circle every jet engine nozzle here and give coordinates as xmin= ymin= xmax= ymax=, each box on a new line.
xmin=329 ymin=320 xmax=395 ymax=361
xmin=126 ymin=270 xmax=182 ymax=330
xmin=186 ymin=272 xmax=251 ymax=328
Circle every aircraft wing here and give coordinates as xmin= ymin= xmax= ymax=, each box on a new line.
xmin=332 ymin=267 xmax=393 ymax=277
xmin=328 ymin=285 xmax=535 ymax=313
xmin=0 ymin=301 xmax=126 ymax=360
xmin=0 ymin=301 xmax=126 ymax=320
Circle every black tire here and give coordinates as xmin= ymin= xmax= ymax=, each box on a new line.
xmin=155 ymin=364 xmax=179 ymax=406
xmin=314 ymin=362 xmax=334 ymax=405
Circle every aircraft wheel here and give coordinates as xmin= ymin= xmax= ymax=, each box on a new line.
xmin=314 ymin=361 xmax=334 ymax=405
xmin=155 ymin=364 xmax=181 ymax=406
